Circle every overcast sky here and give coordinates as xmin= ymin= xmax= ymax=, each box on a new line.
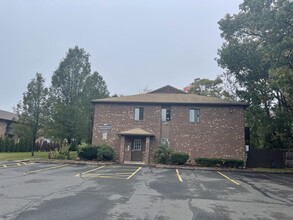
xmin=0 ymin=0 xmax=243 ymax=112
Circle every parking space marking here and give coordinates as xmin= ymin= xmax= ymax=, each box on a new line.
xmin=76 ymin=166 xmax=141 ymax=180
xmin=127 ymin=167 xmax=141 ymax=179
xmin=176 ymin=169 xmax=183 ymax=182
xmin=75 ymin=166 xmax=105 ymax=177
xmin=0 ymin=162 xmax=34 ymax=169
xmin=24 ymin=164 xmax=69 ymax=174
xmin=217 ymin=171 xmax=240 ymax=186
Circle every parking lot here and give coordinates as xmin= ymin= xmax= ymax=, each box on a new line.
xmin=0 ymin=162 xmax=293 ymax=220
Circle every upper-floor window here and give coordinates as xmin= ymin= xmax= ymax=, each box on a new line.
xmin=162 ymin=107 xmax=171 ymax=121
xmin=189 ymin=109 xmax=200 ymax=123
xmin=134 ymin=107 xmax=144 ymax=121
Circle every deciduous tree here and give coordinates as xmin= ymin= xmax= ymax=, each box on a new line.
xmin=217 ymin=0 xmax=293 ymax=148
xmin=15 ymin=73 xmax=49 ymax=156
xmin=49 ymin=46 xmax=109 ymax=145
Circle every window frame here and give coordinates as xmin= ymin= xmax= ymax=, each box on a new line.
xmin=133 ymin=139 xmax=142 ymax=151
xmin=189 ymin=108 xmax=200 ymax=123
xmin=134 ymin=107 xmax=144 ymax=121
xmin=161 ymin=107 xmax=171 ymax=122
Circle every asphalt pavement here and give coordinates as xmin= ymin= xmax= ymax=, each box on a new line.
xmin=0 ymin=162 xmax=292 ymax=220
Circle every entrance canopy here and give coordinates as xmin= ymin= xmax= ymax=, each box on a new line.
xmin=117 ymin=128 xmax=154 ymax=137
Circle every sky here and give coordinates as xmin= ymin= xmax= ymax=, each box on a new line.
xmin=0 ymin=0 xmax=243 ymax=112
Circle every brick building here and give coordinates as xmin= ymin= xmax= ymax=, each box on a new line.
xmin=0 ymin=109 xmax=17 ymax=140
xmin=92 ymin=85 xmax=248 ymax=164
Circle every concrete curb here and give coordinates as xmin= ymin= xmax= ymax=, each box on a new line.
xmin=1 ymin=159 xmax=293 ymax=174
xmin=21 ymin=159 xmax=293 ymax=174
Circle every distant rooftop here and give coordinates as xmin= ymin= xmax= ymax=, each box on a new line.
xmin=0 ymin=109 xmax=17 ymax=121
xmin=92 ymin=85 xmax=248 ymax=107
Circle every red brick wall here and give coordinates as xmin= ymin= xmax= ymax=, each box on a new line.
xmin=170 ymin=106 xmax=245 ymax=162
xmin=92 ymin=103 xmax=245 ymax=163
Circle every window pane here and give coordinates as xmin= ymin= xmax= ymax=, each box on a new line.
xmin=162 ymin=108 xmax=171 ymax=121
xmin=139 ymin=108 xmax=144 ymax=120
xmin=135 ymin=108 xmax=144 ymax=121
xmin=166 ymin=109 xmax=171 ymax=121
xmin=195 ymin=109 xmax=200 ymax=123
xmin=134 ymin=108 xmax=140 ymax=120
xmin=133 ymin=139 xmax=142 ymax=151
xmin=190 ymin=109 xmax=199 ymax=123
xmin=162 ymin=109 xmax=167 ymax=121
xmin=189 ymin=109 xmax=195 ymax=122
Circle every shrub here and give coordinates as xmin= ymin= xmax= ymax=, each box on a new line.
xmin=171 ymin=152 xmax=189 ymax=165
xmin=222 ymin=159 xmax=244 ymax=168
xmin=97 ymin=145 xmax=115 ymax=161
xmin=48 ymin=145 xmax=70 ymax=160
xmin=154 ymin=144 xmax=173 ymax=164
xmin=194 ymin=158 xmax=244 ymax=168
xmin=77 ymin=144 xmax=98 ymax=160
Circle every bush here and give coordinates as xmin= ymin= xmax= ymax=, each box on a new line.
xmin=77 ymin=144 xmax=98 ymax=160
xmin=48 ymin=145 xmax=70 ymax=160
xmin=222 ymin=159 xmax=244 ymax=168
xmin=154 ymin=144 xmax=173 ymax=164
xmin=171 ymin=152 xmax=189 ymax=165
xmin=194 ymin=158 xmax=244 ymax=168
xmin=97 ymin=145 xmax=115 ymax=161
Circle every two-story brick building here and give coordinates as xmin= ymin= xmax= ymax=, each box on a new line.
xmin=0 ymin=109 xmax=17 ymax=141
xmin=92 ymin=85 xmax=248 ymax=164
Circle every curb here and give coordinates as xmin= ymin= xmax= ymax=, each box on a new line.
xmin=1 ymin=159 xmax=293 ymax=174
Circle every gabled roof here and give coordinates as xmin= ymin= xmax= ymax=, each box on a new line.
xmin=149 ymin=85 xmax=186 ymax=94
xmin=92 ymin=85 xmax=248 ymax=107
xmin=0 ymin=110 xmax=17 ymax=121
xmin=117 ymin=128 xmax=154 ymax=136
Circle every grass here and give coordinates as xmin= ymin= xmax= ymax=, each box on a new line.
xmin=0 ymin=151 xmax=77 ymax=161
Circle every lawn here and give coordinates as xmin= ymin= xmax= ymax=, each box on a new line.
xmin=0 ymin=151 xmax=77 ymax=161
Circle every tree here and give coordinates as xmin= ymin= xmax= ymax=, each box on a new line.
xmin=49 ymin=46 xmax=109 ymax=145
xmin=14 ymin=73 xmax=48 ymax=156
xmin=188 ymin=76 xmax=237 ymax=100
xmin=217 ymin=0 xmax=293 ymax=148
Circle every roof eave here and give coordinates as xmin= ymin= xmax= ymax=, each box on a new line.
xmin=92 ymin=100 xmax=248 ymax=107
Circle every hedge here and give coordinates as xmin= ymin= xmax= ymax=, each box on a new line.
xmin=97 ymin=145 xmax=115 ymax=161
xmin=77 ymin=144 xmax=98 ymax=160
xmin=171 ymin=152 xmax=189 ymax=165
xmin=194 ymin=158 xmax=244 ymax=168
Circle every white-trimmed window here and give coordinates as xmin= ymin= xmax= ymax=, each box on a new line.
xmin=134 ymin=107 xmax=144 ymax=121
xmin=161 ymin=108 xmax=171 ymax=121
xmin=133 ymin=139 xmax=142 ymax=151
xmin=189 ymin=109 xmax=200 ymax=123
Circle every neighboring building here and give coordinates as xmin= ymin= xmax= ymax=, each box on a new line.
xmin=92 ymin=85 xmax=248 ymax=164
xmin=0 ymin=109 xmax=17 ymax=140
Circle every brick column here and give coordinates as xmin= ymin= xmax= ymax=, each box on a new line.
xmin=145 ymin=137 xmax=150 ymax=164
xmin=119 ymin=136 xmax=125 ymax=162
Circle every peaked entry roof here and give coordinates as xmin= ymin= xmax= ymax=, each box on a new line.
xmin=118 ymin=128 xmax=154 ymax=137
xmin=92 ymin=85 xmax=248 ymax=107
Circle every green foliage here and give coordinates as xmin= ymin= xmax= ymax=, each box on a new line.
xmin=171 ymin=152 xmax=189 ymax=165
xmin=97 ymin=145 xmax=115 ymax=161
xmin=48 ymin=145 xmax=70 ymax=160
xmin=77 ymin=144 xmax=98 ymax=160
xmin=188 ymin=76 xmax=236 ymax=100
xmin=153 ymin=145 xmax=173 ymax=164
xmin=217 ymin=0 xmax=293 ymax=149
xmin=49 ymin=46 xmax=109 ymax=145
xmin=0 ymin=138 xmax=31 ymax=152
xmin=194 ymin=158 xmax=244 ymax=168
xmin=14 ymin=73 xmax=49 ymax=155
